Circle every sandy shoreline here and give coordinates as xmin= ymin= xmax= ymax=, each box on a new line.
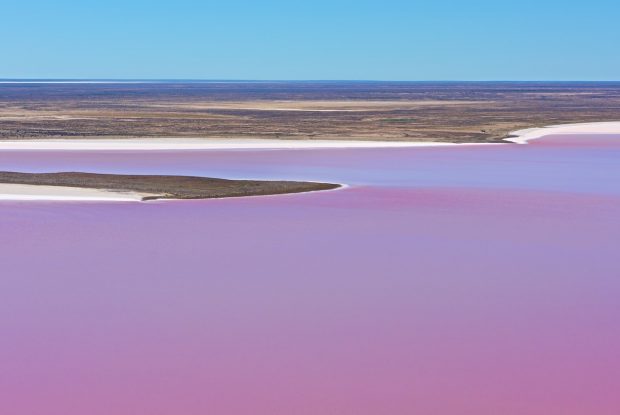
xmin=0 ymin=182 xmax=344 ymax=203
xmin=0 ymin=137 xmax=488 ymax=151
xmin=506 ymin=121 xmax=620 ymax=144
xmin=0 ymin=122 xmax=618 ymax=151
xmin=0 ymin=183 xmax=149 ymax=201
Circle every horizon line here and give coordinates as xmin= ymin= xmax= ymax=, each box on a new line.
xmin=1 ymin=79 xmax=620 ymax=84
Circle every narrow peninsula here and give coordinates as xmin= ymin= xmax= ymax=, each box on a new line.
xmin=0 ymin=172 xmax=340 ymax=201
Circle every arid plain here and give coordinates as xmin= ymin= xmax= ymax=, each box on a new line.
xmin=2 ymin=81 xmax=620 ymax=143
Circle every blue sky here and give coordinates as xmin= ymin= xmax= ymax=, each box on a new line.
xmin=1 ymin=0 xmax=618 ymax=80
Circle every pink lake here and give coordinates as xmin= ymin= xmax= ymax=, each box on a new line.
xmin=1 ymin=134 xmax=619 ymax=415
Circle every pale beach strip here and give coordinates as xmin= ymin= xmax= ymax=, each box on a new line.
xmin=0 ymin=183 xmax=150 ymax=201
xmin=3 ymin=121 xmax=619 ymax=151
xmin=0 ymin=138 xmax=493 ymax=151
xmin=507 ymin=121 xmax=620 ymax=144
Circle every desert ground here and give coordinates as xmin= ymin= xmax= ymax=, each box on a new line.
xmin=2 ymin=81 xmax=620 ymax=143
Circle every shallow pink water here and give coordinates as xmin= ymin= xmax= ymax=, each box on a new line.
xmin=1 ymin=135 xmax=619 ymax=414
